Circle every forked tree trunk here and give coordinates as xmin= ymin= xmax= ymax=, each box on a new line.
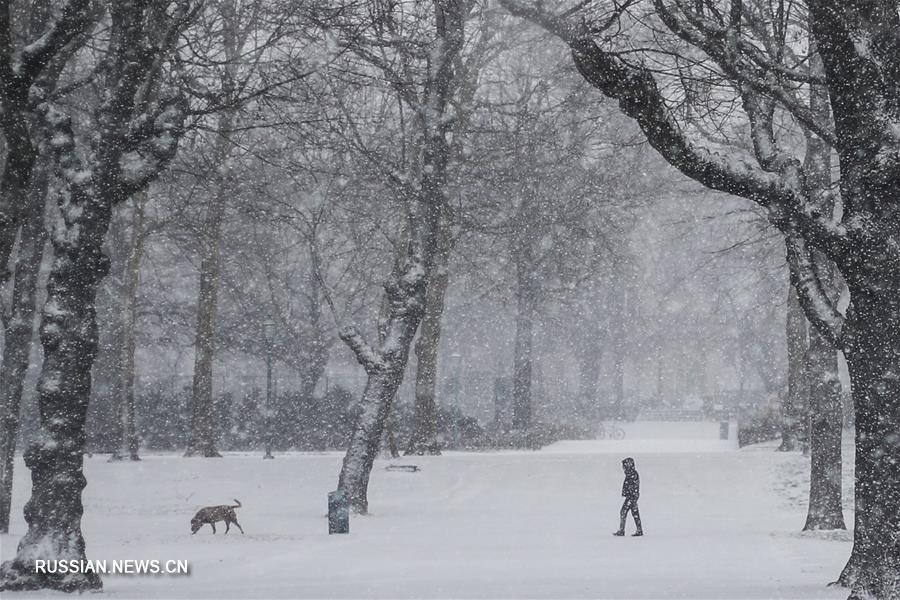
xmin=337 ymin=0 xmax=465 ymax=514
xmin=0 ymin=181 xmax=110 ymax=592
xmin=406 ymin=217 xmax=453 ymax=455
xmin=0 ymin=165 xmax=48 ymax=533
xmin=110 ymin=195 xmax=146 ymax=462
xmin=0 ymin=1 xmax=188 ymax=590
xmin=780 ymin=287 xmax=808 ymax=451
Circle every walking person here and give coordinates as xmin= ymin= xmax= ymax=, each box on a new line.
xmin=613 ymin=457 xmax=643 ymax=537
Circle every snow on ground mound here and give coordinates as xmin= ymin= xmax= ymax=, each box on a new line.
xmin=1 ymin=446 xmax=847 ymax=599
xmin=543 ymin=421 xmax=739 ymax=454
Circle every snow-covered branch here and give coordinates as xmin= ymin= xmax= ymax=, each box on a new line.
xmin=499 ymin=0 xmax=848 ymax=257
xmin=338 ymin=326 xmax=384 ymax=372
xmin=653 ymin=0 xmax=837 ymax=147
xmin=119 ymin=97 xmax=189 ymax=197
xmin=13 ymin=0 xmax=94 ymax=87
xmin=785 ymin=232 xmax=845 ymax=349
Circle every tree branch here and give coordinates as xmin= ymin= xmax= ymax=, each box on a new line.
xmin=15 ymin=0 xmax=93 ymax=87
xmin=499 ymin=0 xmax=848 ymax=256
xmin=339 ymin=325 xmax=384 ymax=372
xmin=785 ymin=231 xmax=845 ymax=349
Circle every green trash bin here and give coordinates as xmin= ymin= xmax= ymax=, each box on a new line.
xmin=328 ymin=490 xmax=349 ymax=534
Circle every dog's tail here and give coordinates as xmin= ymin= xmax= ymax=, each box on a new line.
xmin=231 ymin=499 xmax=242 ymax=509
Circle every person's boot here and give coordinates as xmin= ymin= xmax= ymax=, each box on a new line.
xmin=632 ymin=531 xmax=643 ymax=537
xmin=613 ymin=530 xmax=625 ymax=536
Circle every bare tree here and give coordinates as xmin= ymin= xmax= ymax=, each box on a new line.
xmin=320 ymin=0 xmax=469 ymax=513
xmin=500 ymin=0 xmax=896 ymax=596
xmin=0 ymin=0 xmax=196 ymax=591
xmin=0 ymin=0 xmax=91 ymax=536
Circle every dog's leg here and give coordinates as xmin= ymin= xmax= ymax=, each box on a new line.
xmin=225 ymin=520 xmax=230 ymax=534
xmin=211 ymin=522 xmax=216 ymax=534
xmin=233 ymin=518 xmax=244 ymax=534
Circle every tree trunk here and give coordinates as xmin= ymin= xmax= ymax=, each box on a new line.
xmin=185 ymin=0 xmax=242 ymax=458
xmin=406 ymin=216 xmax=452 ymax=455
xmin=185 ymin=200 xmax=225 ymax=457
xmin=384 ymin=415 xmax=400 ymax=459
xmin=0 ymin=164 xmax=48 ymax=533
xmin=576 ymin=346 xmax=603 ymax=420
xmin=803 ymin=324 xmax=845 ymax=531
xmin=185 ymin=111 xmax=234 ymax=459
xmin=338 ymin=302 xmax=425 ymax=514
xmin=833 ymin=289 xmax=900 ymax=598
xmin=0 ymin=2 xmax=188 ymax=589
xmin=800 ymin=48 xmax=844 ymax=530
xmin=0 ymin=126 xmax=37 ymax=291
xmin=607 ymin=277 xmax=626 ymax=419
xmin=780 ymin=286 xmax=808 ymax=451
xmin=110 ymin=195 xmax=145 ymax=462
xmin=512 ymin=256 xmax=536 ymax=431
xmin=337 ymin=0 xmax=465 ymax=514
xmin=0 ymin=182 xmax=109 ymax=592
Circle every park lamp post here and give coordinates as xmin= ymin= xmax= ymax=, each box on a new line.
xmin=262 ymin=317 xmax=276 ymax=459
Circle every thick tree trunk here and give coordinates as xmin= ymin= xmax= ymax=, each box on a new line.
xmin=780 ymin=287 xmax=808 ymax=451
xmin=0 ymin=166 xmax=48 ymax=533
xmin=1 ymin=2 xmax=188 ymax=589
xmin=0 ymin=182 xmax=109 ymax=592
xmin=834 ymin=290 xmax=900 ymax=598
xmin=110 ymin=196 xmax=145 ymax=462
xmin=406 ymin=218 xmax=452 ymax=455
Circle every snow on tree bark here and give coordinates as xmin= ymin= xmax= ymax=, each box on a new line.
xmin=337 ymin=0 xmax=467 ymax=514
xmin=0 ymin=0 xmax=93 ymax=289
xmin=0 ymin=159 xmax=49 ymax=533
xmin=0 ymin=0 xmax=91 ymax=539
xmin=0 ymin=1 xmax=192 ymax=591
xmin=499 ymin=1 xmax=899 ymax=596
xmin=801 ymin=54 xmax=845 ymax=529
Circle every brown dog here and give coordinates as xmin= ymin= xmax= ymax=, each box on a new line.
xmin=191 ymin=499 xmax=244 ymax=534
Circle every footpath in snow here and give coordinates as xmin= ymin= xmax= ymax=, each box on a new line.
xmin=1 ymin=426 xmax=852 ymax=599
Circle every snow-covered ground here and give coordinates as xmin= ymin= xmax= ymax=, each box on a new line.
xmin=1 ymin=430 xmax=853 ymax=599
